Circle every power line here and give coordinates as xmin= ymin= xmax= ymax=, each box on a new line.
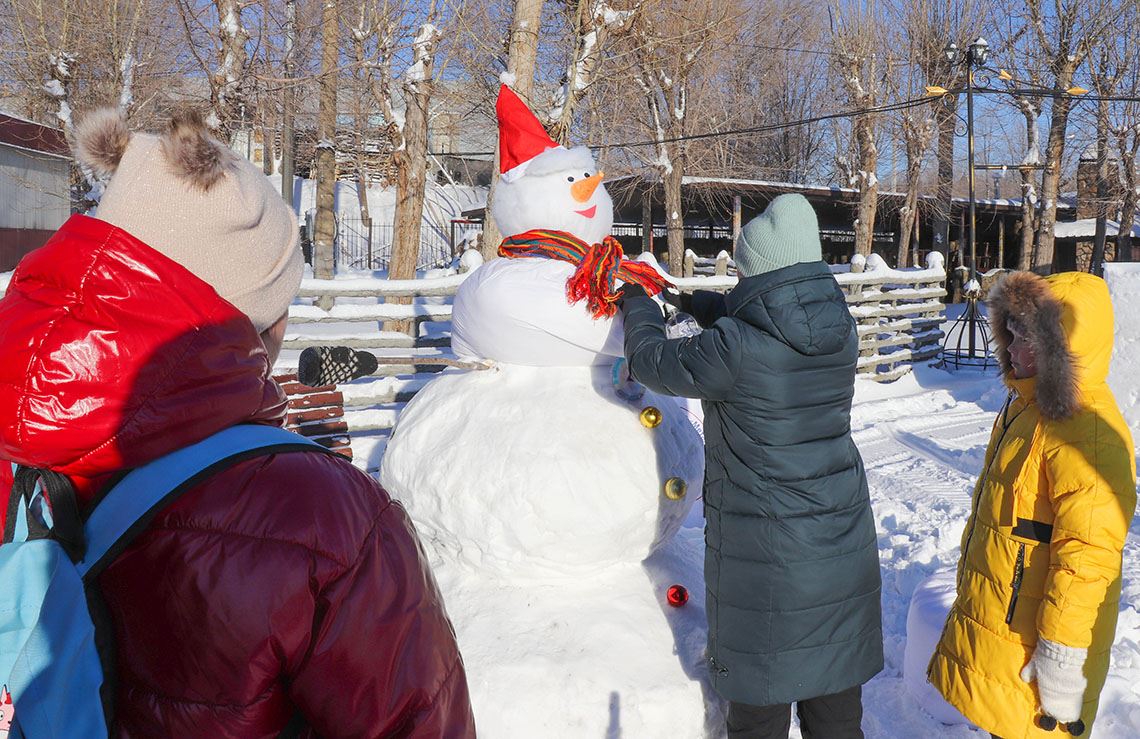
xmin=431 ymin=94 xmax=937 ymax=157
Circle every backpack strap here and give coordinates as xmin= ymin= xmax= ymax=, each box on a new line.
xmin=77 ymin=425 xmax=327 ymax=582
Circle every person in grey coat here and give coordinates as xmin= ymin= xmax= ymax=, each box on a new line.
xmin=617 ymin=194 xmax=883 ymax=739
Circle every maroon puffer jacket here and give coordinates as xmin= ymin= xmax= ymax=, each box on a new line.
xmin=0 ymin=215 xmax=475 ymax=737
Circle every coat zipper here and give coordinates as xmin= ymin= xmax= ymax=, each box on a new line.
xmin=1005 ymin=543 xmax=1026 ymax=624
xmin=959 ymin=393 xmax=1018 ymax=588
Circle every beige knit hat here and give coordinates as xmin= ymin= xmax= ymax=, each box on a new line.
xmin=74 ymin=108 xmax=302 ymax=334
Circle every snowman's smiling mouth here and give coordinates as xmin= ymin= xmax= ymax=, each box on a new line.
xmin=575 ymin=205 xmax=597 ymax=218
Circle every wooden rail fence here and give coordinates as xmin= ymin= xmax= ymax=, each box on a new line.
xmin=1 ymin=249 xmax=947 ymax=455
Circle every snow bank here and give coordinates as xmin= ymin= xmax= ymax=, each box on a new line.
xmin=1106 ymin=263 xmax=1140 ymax=434
xmin=903 ymin=570 xmax=971 ymax=726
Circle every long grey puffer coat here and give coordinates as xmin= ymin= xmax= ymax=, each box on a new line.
xmin=621 ymin=260 xmax=883 ymax=706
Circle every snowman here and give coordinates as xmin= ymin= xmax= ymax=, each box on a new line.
xmin=378 ymin=82 xmax=714 ymax=735
xmin=381 ymin=80 xmax=703 ymax=572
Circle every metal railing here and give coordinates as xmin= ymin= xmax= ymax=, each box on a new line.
xmin=331 ymin=217 xmax=455 ymax=272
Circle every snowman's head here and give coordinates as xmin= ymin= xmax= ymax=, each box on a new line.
xmin=492 ymin=146 xmax=614 ymax=246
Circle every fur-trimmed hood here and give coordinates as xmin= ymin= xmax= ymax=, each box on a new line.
xmin=987 ymin=270 xmax=1115 ymax=420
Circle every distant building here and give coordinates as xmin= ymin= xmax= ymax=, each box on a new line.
xmin=0 ymin=112 xmax=70 ymax=271
xmin=1052 ymin=147 xmax=1135 ymax=268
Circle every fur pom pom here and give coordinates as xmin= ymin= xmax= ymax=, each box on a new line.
xmin=500 ymin=71 xmax=517 ymax=87
xmin=74 ymin=108 xmax=131 ymax=178
xmin=161 ymin=107 xmax=233 ymax=192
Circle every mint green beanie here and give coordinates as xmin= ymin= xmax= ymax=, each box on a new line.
xmin=734 ymin=193 xmax=822 ymax=277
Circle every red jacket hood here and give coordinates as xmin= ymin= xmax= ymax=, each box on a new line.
xmin=0 ymin=214 xmax=287 ymax=488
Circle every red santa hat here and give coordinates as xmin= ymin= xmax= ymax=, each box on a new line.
xmin=497 ymin=75 xmax=561 ymax=182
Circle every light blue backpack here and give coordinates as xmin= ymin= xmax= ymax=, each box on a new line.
xmin=0 ymin=425 xmax=323 ymax=737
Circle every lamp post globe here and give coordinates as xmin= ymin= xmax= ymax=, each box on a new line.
xmin=969 ymin=37 xmax=989 ymax=66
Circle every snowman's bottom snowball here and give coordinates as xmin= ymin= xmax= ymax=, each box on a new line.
xmin=903 ymin=570 xmax=973 ymax=726
xmin=379 ymin=363 xmax=703 ymax=573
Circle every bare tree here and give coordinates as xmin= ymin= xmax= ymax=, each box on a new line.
xmin=389 ymin=10 xmax=443 ymax=288
xmin=280 ymin=0 xmax=299 ymax=203
xmin=481 ymin=0 xmax=547 ymax=259
xmin=1086 ymin=44 xmax=1123 ymax=275
xmin=313 ymin=0 xmax=339 ymax=285
xmin=994 ymin=8 xmax=1046 ymax=270
xmin=546 ymin=0 xmax=640 ymax=144
xmin=1111 ymin=49 xmax=1140 ymax=264
xmin=905 ymin=0 xmax=991 ymax=260
xmin=894 ymin=104 xmax=936 ymax=267
xmin=626 ymin=0 xmax=737 ymax=275
xmin=831 ymin=3 xmax=888 ymax=257
xmin=1025 ymin=0 xmax=1106 ymax=271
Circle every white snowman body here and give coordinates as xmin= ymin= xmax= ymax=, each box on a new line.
xmin=381 ymin=144 xmax=703 ymax=572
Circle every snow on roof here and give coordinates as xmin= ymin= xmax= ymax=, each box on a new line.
xmin=1054 ymin=218 xmax=1140 ymax=239
xmin=680 ymin=175 xmax=1025 ymax=208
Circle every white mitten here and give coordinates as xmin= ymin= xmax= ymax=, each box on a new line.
xmin=1020 ymin=637 xmax=1088 ymax=723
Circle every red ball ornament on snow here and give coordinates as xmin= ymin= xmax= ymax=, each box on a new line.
xmin=666 ymin=584 xmax=689 ymax=607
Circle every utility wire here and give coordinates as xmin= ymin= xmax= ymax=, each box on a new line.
xmin=430 ymin=94 xmax=937 ymax=157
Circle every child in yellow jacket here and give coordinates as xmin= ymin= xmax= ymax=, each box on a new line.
xmin=928 ymin=271 xmax=1136 ymax=738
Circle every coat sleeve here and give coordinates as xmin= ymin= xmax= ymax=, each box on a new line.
xmin=1037 ymin=422 xmax=1137 ymax=649
xmin=689 ymin=290 xmax=728 ymax=328
xmin=290 ymin=499 xmax=476 ymax=738
xmin=622 ymin=292 xmax=741 ymax=401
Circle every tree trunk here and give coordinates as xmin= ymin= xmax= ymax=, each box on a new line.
xmin=931 ymin=101 xmax=957 ymax=259
xmin=663 ymin=154 xmax=685 ymax=275
xmin=1090 ymin=98 xmax=1110 ymax=275
xmin=211 ymin=0 xmax=249 ymax=140
xmin=852 ymin=114 xmax=878 ymax=257
xmin=1116 ymin=148 xmax=1137 ymax=263
xmin=391 ymin=102 xmax=430 ymax=282
xmin=1017 ymin=170 xmax=1037 ymax=271
xmin=548 ymin=0 xmax=636 ymax=145
xmin=312 ymin=0 xmax=338 ymax=291
xmin=482 ymin=0 xmax=546 ymax=260
xmin=388 ymin=23 xmax=440 ymax=334
xmin=280 ymin=0 xmax=297 ymax=205
xmin=897 ymin=172 xmax=921 ymax=268
xmin=1034 ymin=94 xmax=1076 ymax=272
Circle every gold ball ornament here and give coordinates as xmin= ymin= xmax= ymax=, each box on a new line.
xmin=639 ymin=406 xmax=663 ymax=428
xmin=663 ymin=477 xmax=688 ymax=501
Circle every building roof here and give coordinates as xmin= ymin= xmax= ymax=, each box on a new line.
xmin=0 ymin=112 xmax=69 ymax=158
xmin=679 ymin=175 xmax=1030 ymax=211
xmin=1054 ymin=218 xmax=1140 ymax=240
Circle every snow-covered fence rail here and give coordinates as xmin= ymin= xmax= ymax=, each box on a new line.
xmin=283 ymin=254 xmax=482 ymax=353
xmin=683 ymin=249 xmax=733 ymax=278
xmin=843 ymin=253 xmax=947 ymax=382
xmin=654 ymin=251 xmax=947 ymax=382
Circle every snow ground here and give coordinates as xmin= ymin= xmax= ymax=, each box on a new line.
xmin=279 ymin=269 xmax=1140 ymax=737
xmin=383 ymin=349 xmax=1137 ymax=737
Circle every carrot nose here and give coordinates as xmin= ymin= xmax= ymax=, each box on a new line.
xmin=571 ymin=171 xmax=605 ymax=203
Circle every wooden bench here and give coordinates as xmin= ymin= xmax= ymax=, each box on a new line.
xmin=274 ymin=374 xmax=353 ymax=460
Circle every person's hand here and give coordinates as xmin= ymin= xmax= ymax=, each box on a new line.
xmin=616 ymin=283 xmax=648 ymax=308
xmin=1020 ymin=637 xmax=1087 ymax=723
xmin=658 ymin=289 xmax=692 ymax=314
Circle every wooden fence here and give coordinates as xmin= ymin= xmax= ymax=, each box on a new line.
xmin=0 ymin=250 xmax=947 ymax=456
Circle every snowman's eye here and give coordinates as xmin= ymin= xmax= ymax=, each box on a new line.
xmin=567 ymin=176 xmax=575 ymax=182
xmin=584 ymin=172 xmax=591 ymax=178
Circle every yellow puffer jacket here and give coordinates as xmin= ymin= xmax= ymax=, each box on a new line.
xmin=928 ymin=271 xmax=1136 ymax=738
